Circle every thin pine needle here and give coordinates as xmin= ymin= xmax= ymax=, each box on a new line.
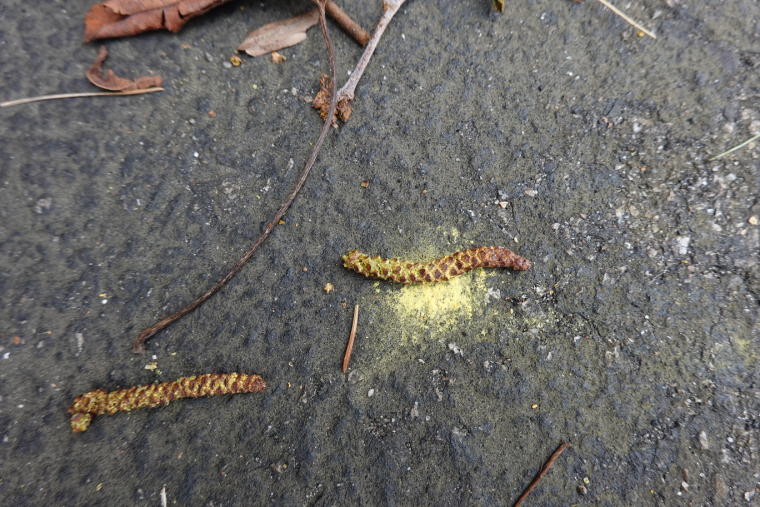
xmin=708 ymin=133 xmax=760 ymax=162
xmin=1 ymin=87 xmax=164 ymax=108
xmin=513 ymin=442 xmax=572 ymax=507
xmin=342 ymin=304 xmax=359 ymax=372
xmin=596 ymin=0 xmax=656 ymax=39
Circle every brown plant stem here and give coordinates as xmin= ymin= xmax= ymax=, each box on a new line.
xmin=1 ymin=88 xmax=164 ymax=108
xmin=332 ymin=0 xmax=406 ymax=121
xmin=342 ymin=304 xmax=359 ymax=372
xmin=133 ymin=0 xmax=338 ymax=353
xmin=326 ymin=1 xmax=370 ymax=46
xmin=513 ymin=441 xmax=571 ymax=507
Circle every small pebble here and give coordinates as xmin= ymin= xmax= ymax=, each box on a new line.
xmin=348 ymin=370 xmax=363 ymax=384
xmin=749 ymin=216 xmax=758 ymax=225
xmin=577 ymin=485 xmax=587 ymax=496
xmin=699 ymin=430 xmax=709 ymax=450
xmin=222 ymin=61 xmax=232 ymax=69
xmin=367 ymin=389 xmax=375 ymax=397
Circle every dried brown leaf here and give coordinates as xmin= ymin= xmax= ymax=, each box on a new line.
xmin=270 ymin=51 xmax=286 ymax=64
xmin=238 ymin=9 xmax=319 ymax=58
xmin=87 ymin=46 xmax=162 ymax=92
xmin=312 ymin=73 xmax=352 ymax=123
xmin=84 ymin=0 xmax=230 ymax=42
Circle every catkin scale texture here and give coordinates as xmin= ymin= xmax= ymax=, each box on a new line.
xmin=68 ymin=373 xmax=266 ymax=432
xmin=342 ymin=247 xmax=531 ymax=284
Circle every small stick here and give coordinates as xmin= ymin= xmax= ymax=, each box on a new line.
xmin=596 ymin=0 xmax=656 ymax=39
xmin=326 ymin=1 xmax=370 ymax=46
xmin=708 ymin=133 xmax=760 ymax=162
xmin=1 ymin=88 xmax=164 ymax=108
xmin=513 ymin=441 xmax=571 ymax=507
xmin=342 ymin=304 xmax=359 ymax=372
xmin=334 ymin=0 xmax=406 ymax=114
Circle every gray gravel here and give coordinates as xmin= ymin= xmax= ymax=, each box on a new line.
xmin=2 ymin=0 xmax=760 ymax=505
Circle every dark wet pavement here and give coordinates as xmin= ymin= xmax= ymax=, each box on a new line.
xmin=1 ymin=0 xmax=760 ymax=504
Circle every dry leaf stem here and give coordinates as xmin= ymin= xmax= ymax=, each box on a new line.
xmin=708 ymin=133 xmax=760 ymax=161
xmin=333 ymin=0 xmax=406 ymax=118
xmin=1 ymin=88 xmax=164 ymax=108
xmin=513 ymin=441 xmax=571 ymax=507
xmin=133 ymin=0 xmax=339 ymax=353
xmin=342 ymin=304 xmax=359 ymax=372
xmin=595 ymin=0 xmax=656 ymax=39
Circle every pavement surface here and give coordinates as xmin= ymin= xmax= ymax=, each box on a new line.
xmin=2 ymin=0 xmax=760 ymax=505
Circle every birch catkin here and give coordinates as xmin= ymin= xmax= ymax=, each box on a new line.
xmin=342 ymin=247 xmax=531 ymax=284
xmin=68 ymin=373 xmax=266 ymax=433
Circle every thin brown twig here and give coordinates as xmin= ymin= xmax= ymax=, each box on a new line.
xmin=133 ymin=0 xmax=338 ymax=353
xmin=327 ymin=0 xmax=406 ymax=122
xmin=342 ymin=304 xmax=359 ymax=372
xmin=513 ymin=441 xmax=571 ymax=507
xmin=326 ymin=1 xmax=369 ymax=46
xmin=1 ymin=88 xmax=164 ymax=108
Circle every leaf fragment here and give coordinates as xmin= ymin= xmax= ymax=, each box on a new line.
xmin=84 ymin=0 xmax=231 ymax=42
xmin=238 ymin=9 xmax=319 ymax=57
xmin=313 ymin=73 xmax=353 ymax=123
xmin=86 ymin=46 xmax=162 ymax=92
xmin=270 ymin=51 xmax=286 ymax=64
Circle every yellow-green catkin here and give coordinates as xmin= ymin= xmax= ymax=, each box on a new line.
xmin=68 ymin=373 xmax=266 ymax=433
xmin=342 ymin=247 xmax=531 ymax=284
